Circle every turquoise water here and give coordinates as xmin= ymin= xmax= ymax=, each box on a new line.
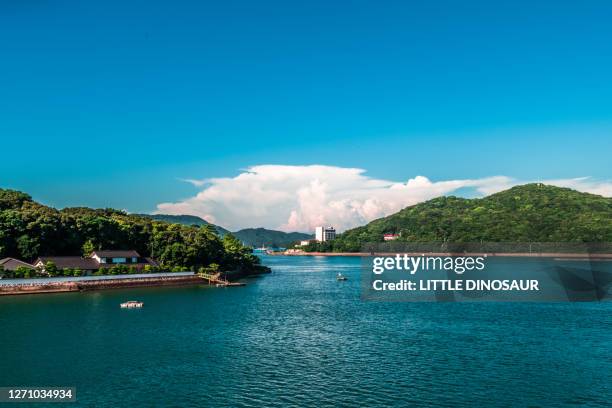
xmin=1 ymin=255 xmax=611 ymax=407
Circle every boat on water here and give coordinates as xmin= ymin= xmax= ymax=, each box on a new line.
xmin=336 ymin=273 xmax=348 ymax=281
xmin=120 ymin=300 xmax=144 ymax=308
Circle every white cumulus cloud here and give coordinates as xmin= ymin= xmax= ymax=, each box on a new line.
xmin=155 ymin=165 xmax=612 ymax=232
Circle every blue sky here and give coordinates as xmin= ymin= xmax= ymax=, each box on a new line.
xmin=1 ymin=0 xmax=611 ymax=225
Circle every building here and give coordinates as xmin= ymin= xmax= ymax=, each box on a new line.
xmin=34 ymin=250 xmax=159 ymax=274
xmin=383 ymin=234 xmax=400 ymax=241
xmin=0 ymin=258 xmax=36 ymax=272
xmin=34 ymin=256 xmax=99 ymax=273
xmin=299 ymin=240 xmax=314 ymax=246
xmin=315 ymin=226 xmax=336 ymax=242
xmin=90 ymin=250 xmax=140 ymax=265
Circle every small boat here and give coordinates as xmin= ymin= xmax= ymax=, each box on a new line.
xmin=336 ymin=273 xmax=348 ymax=281
xmin=120 ymin=300 xmax=144 ymax=308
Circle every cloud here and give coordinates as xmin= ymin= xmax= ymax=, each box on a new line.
xmin=539 ymin=177 xmax=612 ymax=197
xmin=155 ymin=165 xmax=612 ymax=232
xmin=178 ymin=178 xmax=208 ymax=187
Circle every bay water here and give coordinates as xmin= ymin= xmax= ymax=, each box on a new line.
xmin=1 ymin=255 xmax=610 ymax=407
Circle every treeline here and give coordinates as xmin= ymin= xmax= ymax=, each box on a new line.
xmin=302 ymin=184 xmax=612 ymax=252
xmin=0 ymin=189 xmax=262 ymax=273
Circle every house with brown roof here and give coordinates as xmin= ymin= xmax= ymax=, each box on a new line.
xmin=34 ymin=250 xmax=159 ymax=273
xmin=34 ymin=256 xmax=100 ymax=272
xmin=0 ymin=258 xmax=36 ymax=272
xmin=90 ymin=250 xmax=141 ymax=265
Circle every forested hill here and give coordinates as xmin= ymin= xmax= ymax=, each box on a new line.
xmin=0 ymin=189 xmax=262 ymax=272
xmin=137 ymin=214 xmax=230 ymax=236
xmin=233 ymin=228 xmax=312 ymax=248
xmin=305 ymin=184 xmax=612 ymax=252
xmin=140 ymin=214 xmax=312 ymax=248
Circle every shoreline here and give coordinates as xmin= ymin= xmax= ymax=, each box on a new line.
xmin=0 ymin=267 xmax=269 ymax=297
xmin=0 ymin=275 xmax=223 ymax=297
xmin=272 ymin=251 xmax=612 ymax=259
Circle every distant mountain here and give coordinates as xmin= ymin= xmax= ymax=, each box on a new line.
xmin=141 ymin=215 xmax=312 ymax=248
xmin=137 ymin=214 xmax=230 ymax=235
xmin=233 ymin=228 xmax=312 ymax=248
xmin=305 ymin=184 xmax=612 ymax=252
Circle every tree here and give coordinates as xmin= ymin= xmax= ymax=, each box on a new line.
xmin=13 ymin=267 xmax=24 ymax=279
xmin=45 ymin=261 xmax=58 ymax=277
xmin=222 ymin=234 xmax=259 ymax=271
xmin=0 ymin=188 xmax=267 ymax=277
xmin=17 ymin=235 xmax=40 ymax=260
xmin=82 ymin=240 xmax=95 ymax=257
xmin=0 ymin=189 xmax=32 ymax=210
xmin=16 ymin=266 xmax=34 ymax=278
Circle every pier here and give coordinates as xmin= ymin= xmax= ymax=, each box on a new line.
xmin=198 ymin=272 xmax=246 ymax=287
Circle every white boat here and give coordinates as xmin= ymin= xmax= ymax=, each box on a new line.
xmin=336 ymin=273 xmax=348 ymax=281
xmin=120 ymin=300 xmax=144 ymax=308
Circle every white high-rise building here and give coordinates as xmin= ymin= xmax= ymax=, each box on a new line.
xmin=315 ymin=226 xmax=336 ymax=242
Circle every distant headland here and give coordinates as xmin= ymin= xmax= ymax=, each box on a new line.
xmin=288 ymin=184 xmax=612 ymax=253
xmin=0 ymin=189 xmax=270 ymax=283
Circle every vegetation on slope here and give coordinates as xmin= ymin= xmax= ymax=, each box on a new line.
xmin=303 ymin=184 xmax=612 ymax=252
xmin=233 ymin=228 xmax=312 ymax=248
xmin=137 ymin=214 xmax=230 ymax=235
xmin=0 ymin=189 xmax=262 ymax=273
xmin=142 ymin=214 xmax=312 ymax=248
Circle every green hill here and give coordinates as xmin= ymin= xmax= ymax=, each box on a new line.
xmin=233 ymin=228 xmax=312 ymax=248
xmin=141 ymin=214 xmax=311 ymax=248
xmin=137 ymin=214 xmax=230 ymax=236
xmin=0 ymin=189 xmax=262 ymax=273
xmin=305 ymin=184 xmax=612 ymax=252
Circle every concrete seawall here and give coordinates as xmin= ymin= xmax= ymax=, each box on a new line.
xmin=0 ymin=275 xmax=208 ymax=296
